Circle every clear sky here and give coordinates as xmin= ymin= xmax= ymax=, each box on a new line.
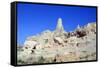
xmin=17 ymin=3 xmax=97 ymax=45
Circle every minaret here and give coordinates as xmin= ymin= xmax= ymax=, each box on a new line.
xmin=55 ymin=18 xmax=64 ymax=33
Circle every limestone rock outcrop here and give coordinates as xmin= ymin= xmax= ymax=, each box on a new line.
xmin=55 ymin=18 xmax=64 ymax=33
xmin=17 ymin=18 xmax=96 ymax=65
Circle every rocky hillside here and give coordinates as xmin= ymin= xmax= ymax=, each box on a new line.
xmin=17 ymin=18 xmax=96 ymax=65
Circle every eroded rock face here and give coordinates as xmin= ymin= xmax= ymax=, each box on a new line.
xmin=17 ymin=18 xmax=96 ymax=65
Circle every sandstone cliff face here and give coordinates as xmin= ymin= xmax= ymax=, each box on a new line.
xmin=17 ymin=18 xmax=96 ymax=65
